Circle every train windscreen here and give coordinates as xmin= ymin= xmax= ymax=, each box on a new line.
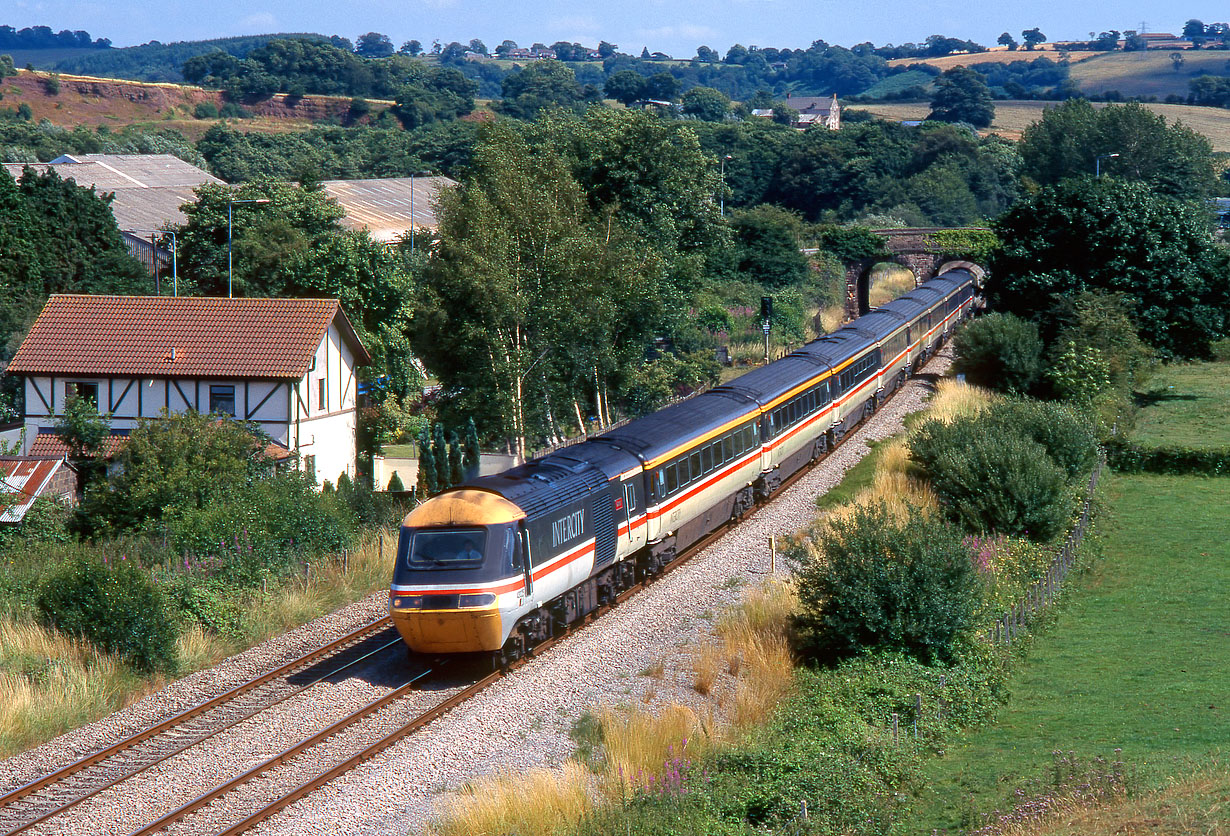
xmin=403 ymin=528 xmax=488 ymax=570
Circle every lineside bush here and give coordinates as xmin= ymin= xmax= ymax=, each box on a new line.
xmin=35 ymin=555 xmax=178 ymax=673
xmin=952 ymin=312 xmax=1044 ymax=395
xmin=792 ymin=502 xmax=979 ymax=664
xmin=909 ymin=416 xmax=1073 ymax=542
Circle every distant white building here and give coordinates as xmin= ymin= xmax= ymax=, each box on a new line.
xmin=5 ymin=295 xmax=371 ymax=488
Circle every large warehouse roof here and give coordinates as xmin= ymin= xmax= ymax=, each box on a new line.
xmin=321 ymin=176 xmax=457 ymax=243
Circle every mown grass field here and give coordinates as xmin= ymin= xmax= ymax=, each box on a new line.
xmin=855 ymin=99 xmax=1230 ymax=150
xmin=913 ymin=359 xmax=1230 ymax=833
xmin=1132 ymin=361 xmax=1230 ymax=449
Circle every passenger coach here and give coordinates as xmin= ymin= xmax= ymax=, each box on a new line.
xmin=390 ymin=268 xmax=978 ymax=663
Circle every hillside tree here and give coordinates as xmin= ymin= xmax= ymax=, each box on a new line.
xmin=928 ymin=66 xmax=994 ymax=128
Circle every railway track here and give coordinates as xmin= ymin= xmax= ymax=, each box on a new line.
xmin=0 ymin=346 xmax=949 ymax=836
xmin=0 ymin=618 xmax=402 ymax=836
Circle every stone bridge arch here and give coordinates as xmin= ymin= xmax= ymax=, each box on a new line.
xmin=840 ymin=228 xmax=988 ymax=321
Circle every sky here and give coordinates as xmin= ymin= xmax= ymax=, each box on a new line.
xmin=6 ymin=0 xmax=1229 ymax=56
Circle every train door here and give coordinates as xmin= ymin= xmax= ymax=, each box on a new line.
xmin=616 ymin=477 xmax=646 ymax=558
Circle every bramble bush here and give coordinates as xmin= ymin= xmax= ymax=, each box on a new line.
xmin=35 ymin=554 xmax=179 ymax=673
xmin=792 ymin=503 xmax=979 ymax=664
xmin=952 ymin=312 xmax=1044 ymax=395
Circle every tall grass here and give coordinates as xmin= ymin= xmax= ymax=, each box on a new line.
xmin=868 ymin=263 xmax=918 ymax=309
xmin=925 ymin=378 xmax=997 ymax=425
xmin=430 ymin=577 xmax=800 ymax=835
xmin=0 ymin=528 xmax=395 ymax=757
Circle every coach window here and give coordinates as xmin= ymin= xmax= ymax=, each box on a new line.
xmin=654 ymin=469 xmax=666 ymax=500
xmin=689 ymin=452 xmax=701 ymax=482
xmin=701 ymin=444 xmax=713 ymax=474
xmin=745 ymin=425 xmax=757 ymax=450
xmin=723 ymin=434 xmax=734 ymax=462
xmin=665 ymin=464 xmax=678 ymax=495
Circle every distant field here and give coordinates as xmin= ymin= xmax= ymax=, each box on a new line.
xmin=1070 ymin=49 xmax=1230 ymax=98
xmin=855 ymin=99 xmax=1230 ymax=150
xmin=888 ymin=46 xmax=1102 ymax=70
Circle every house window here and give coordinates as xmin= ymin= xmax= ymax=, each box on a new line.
xmin=209 ymin=385 xmax=236 ymax=417
xmin=66 ymin=381 xmax=98 ymax=408
xmin=318 ymin=378 xmax=327 ymax=412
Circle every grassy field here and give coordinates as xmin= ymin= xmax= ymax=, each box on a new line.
xmin=856 ymin=99 xmax=1230 ymax=150
xmin=888 ymin=46 xmax=1103 ymax=71
xmin=1069 ymin=49 xmax=1230 ymax=98
xmin=914 ymin=471 xmax=1230 ymax=831
xmin=1132 ymin=360 xmax=1230 ymax=449
xmin=913 ymin=359 xmax=1230 ymax=832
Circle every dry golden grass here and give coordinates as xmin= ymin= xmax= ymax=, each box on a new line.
xmin=924 ymin=378 xmax=997 ymax=425
xmin=0 ymin=617 xmax=140 ymax=757
xmin=887 ymin=46 xmax=1102 ymax=70
xmin=982 ymin=766 xmax=1230 ymax=836
xmin=1068 ymin=50 xmax=1230 ymax=99
xmin=431 ymin=578 xmax=800 ymax=834
xmin=857 ymin=99 xmax=1230 ymax=151
xmin=430 ymin=761 xmax=593 ymax=836
xmin=868 ymin=263 xmax=919 ymax=309
xmin=816 ymin=304 xmax=847 ymax=335
xmin=691 ymin=643 xmax=723 ymax=695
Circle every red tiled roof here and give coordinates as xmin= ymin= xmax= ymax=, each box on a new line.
xmin=27 ymin=433 xmax=128 ymax=459
xmin=0 ymin=457 xmax=73 ymax=523
xmin=7 ymin=296 xmax=371 ymax=379
xmin=28 ymin=430 xmax=293 ymax=462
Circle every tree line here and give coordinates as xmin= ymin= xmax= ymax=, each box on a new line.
xmin=0 ymin=25 xmax=110 ymax=50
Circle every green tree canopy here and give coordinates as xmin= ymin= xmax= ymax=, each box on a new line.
xmin=680 ymin=86 xmax=731 ymax=121
xmin=928 ymin=66 xmax=994 ymax=128
xmin=728 ymin=204 xmax=810 ymax=288
xmin=495 ymin=61 xmax=589 ymax=119
xmin=989 ymin=177 xmax=1230 ymax=358
xmin=1018 ymin=99 xmax=1218 ymax=197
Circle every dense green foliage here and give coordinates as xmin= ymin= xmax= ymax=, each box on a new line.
xmin=793 ymin=503 xmax=979 ymax=663
xmin=727 ymin=205 xmax=810 ymax=288
xmin=1104 ymin=439 xmax=1230 ymax=475
xmin=0 ymin=25 xmax=109 ymax=50
xmin=495 ymin=61 xmax=594 ymax=119
xmin=990 ymin=177 xmax=1230 ymax=359
xmin=1018 ymin=99 xmax=1219 ymax=197
xmin=910 ymin=399 xmax=1097 ymax=541
xmin=951 ymin=312 xmax=1043 ymax=395
xmin=52 ymin=33 xmax=341 ymax=82
xmin=36 ymin=556 xmax=178 ymax=672
xmin=928 ymin=67 xmax=995 ymax=128
xmin=195 ymin=121 xmax=477 ymax=182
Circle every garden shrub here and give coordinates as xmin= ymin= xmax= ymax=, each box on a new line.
xmin=909 ymin=417 xmax=1073 ymax=541
xmin=952 ymin=312 xmax=1043 ymax=395
xmin=792 ymin=503 xmax=979 ymax=664
xmin=36 ymin=555 xmax=178 ymax=673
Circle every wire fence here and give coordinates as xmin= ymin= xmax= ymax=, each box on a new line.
xmin=984 ymin=454 xmax=1104 ymax=647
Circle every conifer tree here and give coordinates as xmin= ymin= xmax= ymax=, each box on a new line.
xmin=416 ymin=425 xmax=437 ymax=496
xmin=433 ymin=422 xmax=450 ymax=490
xmin=448 ymin=431 xmax=465 ymax=486
xmin=464 ymin=417 xmax=481 ymax=479
xmin=387 ymin=471 xmax=405 ymax=492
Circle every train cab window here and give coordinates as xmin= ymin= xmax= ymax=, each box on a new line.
xmin=689 ymin=452 xmax=701 ymax=482
xmin=666 ymin=464 xmax=678 ymax=495
xmin=701 ymin=445 xmax=713 ymax=474
xmin=406 ymin=528 xmax=487 ymax=570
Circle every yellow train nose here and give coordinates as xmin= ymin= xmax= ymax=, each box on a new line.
xmin=391 ymin=606 xmax=504 ymax=653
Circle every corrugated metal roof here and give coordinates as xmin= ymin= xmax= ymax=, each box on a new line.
xmin=321 ymin=176 xmax=457 ymax=243
xmin=0 ymin=457 xmax=70 ymax=524
xmin=4 ymin=154 xmax=222 ymax=190
xmin=8 ymin=295 xmax=371 ymax=379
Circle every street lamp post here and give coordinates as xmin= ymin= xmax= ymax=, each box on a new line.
xmin=720 ymin=155 xmax=733 ymax=217
xmin=227 ymin=197 xmax=270 ymax=298
xmin=1096 ymin=153 xmax=1120 ymax=178
xmin=125 ymin=229 xmax=178 ymax=296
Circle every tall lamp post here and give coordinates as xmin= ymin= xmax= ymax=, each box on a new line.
xmin=1096 ymin=153 xmax=1120 ymax=178
xmin=228 ymin=197 xmax=270 ymax=298
xmin=720 ymin=155 xmax=733 ymax=217
xmin=125 ymin=229 xmax=178 ymax=296
xmin=409 ymin=170 xmax=433 ymax=254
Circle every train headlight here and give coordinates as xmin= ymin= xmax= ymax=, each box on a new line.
xmin=392 ymin=595 xmax=424 ymax=610
xmin=458 ymin=593 xmax=496 ymax=608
